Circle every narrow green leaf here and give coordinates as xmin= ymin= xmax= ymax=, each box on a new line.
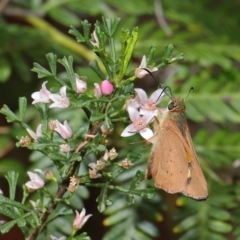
xmin=0 ymin=195 xmax=30 ymax=211
xmin=31 ymin=63 xmax=52 ymax=78
xmin=103 ymin=208 xmax=130 ymax=226
xmin=208 ymin=220 xmax=232 ymax=233
xmin=118 ymin=27 xmax=138 ymax=82
xmin=125 ymin=193 xmax=134 ymax=205
xmin=48 ymin=153 xmax=67 ymax=162
xmin=89 ymin=59 xmax=105 ymax=80
xmin=0 ymin=104 xmax=19 ymax=122
xmin=16 ymin=218 xmax=26 ymax=228
xmin=207 ymin=233 xmax=228 ymax=240
xmin=46 ymin=53 xmax=57 ymax=76
xmin=132 ymin=188 xmax=155 ymax=199
xmin=173 ymin=215 xmax=198 ymax=233
xmin=186 ymin=101 xmax=205 ymax=122
xmin=163 ymin=44 xmax=174 ymax=62
xmin=90 ymin=113 xmax=105 ymax=122
xmin=5 ymin=171 xmax=19 ymax=200
xmin=18 ymin=97 xmax=27 ymax=121
xmin=0 ymin=205 xmax=16 ymax=219
xmin=97 ymin=184 xmax=108 ymax=212
xmin=0 ymin=220 xmax=17 ymax=234
xmin=72 ymin=232 xmax=91 ymax=240
xmin=0 ymin=58 xmax=11 ymax=82
xmin=58 ymin=56 xmax=76 ymax=91
xmin=81 ymin=20 xmax=91 ymax=40
xmin=101 ymin=17 xmax=121 ymax=37
xmin=69 ymin=25 xmax=85 ymax=42
xmin=129 ymin=170 xmax=144 ymax=191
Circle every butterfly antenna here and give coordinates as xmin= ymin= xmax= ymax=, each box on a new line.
xmin=185 ymin=87 xmax=194 ymax=100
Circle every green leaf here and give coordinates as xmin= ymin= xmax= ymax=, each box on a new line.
xmin=69 ymin=20 xmax=91 ymax=42
xmin=16 ymin=218 xmax=26 ymax=228
xmin=132 ymin=188 xmax=155 ymax=199
xmin=206 ymin=233 xmax=228 ymax=240
xmin=46 ymin=53 xmax=57 ymax=76
xmin=89 ymin=59 xmax=105 ymax=80
xmin=90 ymin=113 xmax=105 ymax=122
xmin=0 ymin=205 xmax=16 ymax=219
xmin=0 ymin=195 xmax=30 ymax=212
xmin=100 ymin=17 xmax=121 ymax=37
xmin=73 ymin=127 xmax=87 ymax=139
xmin=48 ymin=153 xmax=68 ymax=162
xmin=5 ymin=171 xmax=19 ymax=200
xmin=71 ymin=232 xmax=91 ymax=240
xmin=173 ymin=215 xmax=198 ymax=233
xmin=103 ymin=208 xmax=131 ymax=226
xmin=97 ymin=183 xmax=109 ymax=212
xmin=0 ymin=104 xmax=19 ymax=122
xmin=58 ymin=56 xmax=76 ymax=91
xmin=163 ymin=44 xmax=174 ymax=62
xmin=208 ymin=220 xmax=232 ymax=233
xmin=129 ymin=170 xmax=144 ymax=191
xmin=0 ymin=58 xmax=11 ymax=82
xmin=118 ymin=27 xmax=138 ymax=82
xmin=18 ymin=97 xmax=27 ymax=121
xmin=69 ymin=26 xmax=84 ymax=42
xmin=0 ymin=220 xmax=17 ymax=234
xmin=31 ymin=63 xmax=52 ymax=78
xmin=125 ymin=193 xmax=134 ymax=205
xmin=209 ymin=208 xmax=231 ymax=221
xmin=81 ymin=20 xmax=91 ymax=40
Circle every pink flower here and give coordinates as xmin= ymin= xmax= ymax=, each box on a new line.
xmin=134 ymin=88 xmax=165 ymax=117
xmin=76 ymin=78 xmax=87 ymax=93
xmin=54 ymin=120 xmax=73 ymax=139
xmin=73 ymin=208 xmax=92 ymax=230
xmin=26 ymin=124 xmax=42 ymax=141
xmin=100 ymin=80 xmax=114 ymax=95
xmin=31 ymin=81 xmax=51 ymax=104
xmin=49 ymin=86 xmax=70 ymax=108
xmin=121 ymin=107 xmax=154 ymax=140
xmin=25 ymin=172 xmax=44 ymax=191
xmin=135 ymin=55 xmax=158 ymax=78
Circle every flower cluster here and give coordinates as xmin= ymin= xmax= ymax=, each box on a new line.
xmin=121 ymin=88 xmax=165 ymax=140
xmin=88 ymin=148 xmax=118 ymax=179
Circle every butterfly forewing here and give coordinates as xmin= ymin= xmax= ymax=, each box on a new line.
xmin=146 ymin=97 xmax=208 ymax=200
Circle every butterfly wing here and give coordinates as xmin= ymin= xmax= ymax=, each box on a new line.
xmin=146 ymin=119 xmax=208 ymax=200
xmin=181 ymin=124 xmax=208 ymax=200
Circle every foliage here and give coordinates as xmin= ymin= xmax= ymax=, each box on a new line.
xmin=1 ymin=1 xmax=240 ymax=240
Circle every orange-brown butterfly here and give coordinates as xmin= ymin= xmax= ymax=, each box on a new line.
xmin=145 ymin=95 xmax=208 ymax=200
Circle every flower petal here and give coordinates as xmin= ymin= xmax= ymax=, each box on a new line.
xmin=121 ymin=124 xmax=137 ymax=137
xmin=139 ymin=128 xmax=154 ymax=140
xmin=150 ymin=88 xmax=165 ymax=104
xmin=134 ymin=88 xmax=148 ymax=104
xmin=127 ymin=107 xmax=140 ymax=123
xmin=139 ymin=55 xmax=147 ymax=68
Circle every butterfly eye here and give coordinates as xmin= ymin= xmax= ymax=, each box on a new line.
xmin=168 ymin=101 xmax=175 ymax=110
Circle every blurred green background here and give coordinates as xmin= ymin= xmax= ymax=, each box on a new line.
xmin=1 ymin=0 xmax=240 ymax=240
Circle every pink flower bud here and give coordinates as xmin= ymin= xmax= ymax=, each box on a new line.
xmin=100 ymin=80 xmax=114 ymax=95
xmin=76 ymin=78 xmax=87 ymax=93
